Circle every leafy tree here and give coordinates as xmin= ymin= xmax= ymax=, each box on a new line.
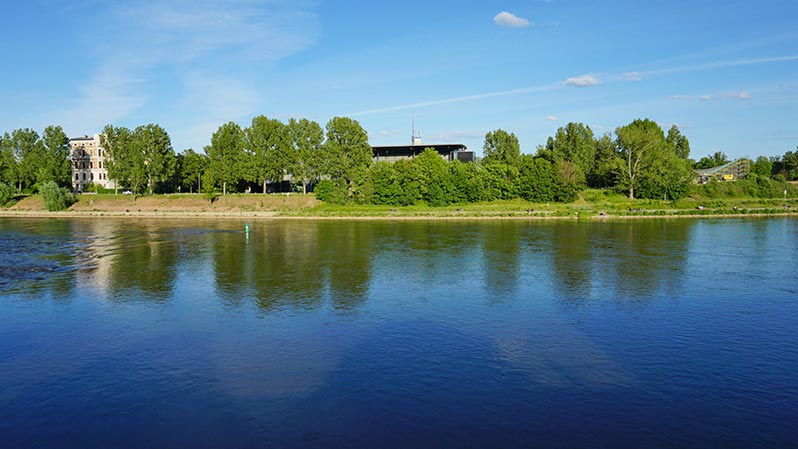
xmin=614 ymin=118 xmax=668 ymax=200
xmin=482 ymin=129 xmax=520 ymax=165
xmin=100 ymin=125 xmax=134 ymax=194
xmin=38 ymin=125 xmax=71 ymax=187
xmin=180 ymin=149 xmax=208 ymax=193
xmin=695 ymin=151 xmax=729 ymax=169
xmin=778 ymin=149 xmax=798 ymax=181
xmin=0 ymin=133 xmax=18 ymax=187
xmin=545 ymin=122 xmax=596 ymax=177
xmin=133 ymin=124 xmax=176 ymax=194
xmin=10 ymin=128 xmax=40 ymax=191
xmin=246 ymin=115 xmax=291 ymax=193
xmin=666 ymin=125 xmax=691 ymax=159
xmin=287 ymin=118 xmax=324 ymax=194
xmin=40 ymin=181 xmax=76 ymax=211
xmin=516 ymin=155 xmax=559 ymax=202
xmin=751 ymin=156 xmax=773 ymax=178
xmin=636 ymin=151 xmax=694 ymax=200
xmin=0 ymin=182 xmax=14 ymax=206
xmin=408 ymin=148 xmax=455 ymax=206
xmin=366 ymin=161 xmax=403 ymax=205
xmin=590 ymin=134 xmax=619 ymax=188
xmin=481 ymin=162 xmax=518 ymax=201
xmin=323 ymin=117 xmax=372 ymax=199
xmin=207 ymin=122 xmax=245 ymax=195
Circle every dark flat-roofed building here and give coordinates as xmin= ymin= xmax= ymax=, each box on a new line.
xmin=372 ymin=143 xmax=474 ymax=163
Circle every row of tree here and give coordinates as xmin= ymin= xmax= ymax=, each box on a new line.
xmin=1 ymin=116 xmax=796 ymax=205
xmin=0 ymin=126 xmax=71 ymax=192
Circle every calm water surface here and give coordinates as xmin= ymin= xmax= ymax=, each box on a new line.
xmin=1 ymin=217 xmax=796 ymax=448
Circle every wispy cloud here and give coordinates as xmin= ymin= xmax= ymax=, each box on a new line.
xmin=56 ymin=0 xmax=320 ymax=147
xmin=672 ymin=91 xmax=752 ymax=102
xmin=348 ymin=83 xmax=560 ymax=116
xmin=723 ymin=91 xmax=752 ymax=100
xmin=494 ymin=11 xmax=531 ymax=28
xmin=622 ymin=72 xmax=643 ymax=81
xmin=565 ymin=74 xmax=600 ymax=87
xmin=634 ymin=55 xmax=798 ymax=78
xmin=545 ymin=115 xmax=559 ymax=121
xmin=426 ymin=130 xmax=485 ymax=142
xmin=56 ymin=59 xmax=151 ymax=134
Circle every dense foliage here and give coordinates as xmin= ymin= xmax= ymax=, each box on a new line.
xmin=0 ymin=182 xmax=14 ymax=206
xmin=2 ymin=117 xmax=796 ymax=207
xmin=40 ymin=181 xmax=76 ymax=211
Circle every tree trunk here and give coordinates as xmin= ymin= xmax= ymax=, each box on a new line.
xmin=223 ymin=182 xmax=227 ymax=195
xmin=303 ymin=178 xmax=307 ymax=195
xmin=263 ymin=179 xmax=267 ymax=194
xmin=197 ymin=173 xmax=201 ymax=193
xmin=629 ymin=187 xmax=634 ymax=200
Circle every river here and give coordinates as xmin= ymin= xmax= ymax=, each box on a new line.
xmin=1 ymin=217 xmax=796 ymax=448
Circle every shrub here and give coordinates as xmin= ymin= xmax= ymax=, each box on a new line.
xmin=40 ymin=181 xmax=76 ymax=211
xmin=314 ymin=180 xmax=334 ymax=202
xmin=0 ymin=182 xmax=14 ymax=206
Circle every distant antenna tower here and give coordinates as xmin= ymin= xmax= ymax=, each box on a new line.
xmin=411 ymin=113 xmax=422 ymax=146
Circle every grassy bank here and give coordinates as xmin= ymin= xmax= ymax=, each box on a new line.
xmin=1 ymin=190 xmax=797 ymax=219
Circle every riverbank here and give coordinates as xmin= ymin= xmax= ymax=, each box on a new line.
xmin=2 ymin=192 xmax=798 ymax=220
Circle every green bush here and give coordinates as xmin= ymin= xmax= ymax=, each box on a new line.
xmin=313 ymin=180 xmax=334 ymax=202
xmin=0 ymin=182 xmax=15 ymax=206
xmin=40 ymin=181 xmax=76 ymax=211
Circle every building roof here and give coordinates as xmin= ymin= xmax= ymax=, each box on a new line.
xmin=372 ymin=143 xmax=468 ymax=157
xmin=695 ymin=158 xmax=748 ymax=175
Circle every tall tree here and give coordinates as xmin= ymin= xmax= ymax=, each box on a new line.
xmin=614 ymin=118 xmax=668 ymax=200
xmin=133 ymin=124 xmax=176 ymax=194
xmin=547 ymin=122 xmax=597 ymax=176
xmin=245 ymin=115 xmax=291 ymax=193
xmin=590 ymin=134 xmax=619 ymax=188
xmin=323 ymin=116 xmax=372 ymax=194
xmin=0 ymin=132 xmax=19 ymax=187
xmin=666 ymin=125 xmax=691 ymax=159
xmin=180 ymin=149 xmax=207 ymax=193
xmin=207 ymin=122 xmax=245 ymax=195
xmin=751 ymin=156 xmax=773 ymax=178
xmin=482 ymin=129 xmax=520 ymax=165
xmin=287 ymin=118 xmax=324 ymax=194
xmin=101 ymin=125 xmax=134 ymax=194
xmin=10 ymin=128 xmax=40 ymax=191
xmin=39 ymin=125 xmax=71 ymax=187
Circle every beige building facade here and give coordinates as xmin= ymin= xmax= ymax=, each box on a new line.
xmin=69 ymin=134 xmax=116 ymax=191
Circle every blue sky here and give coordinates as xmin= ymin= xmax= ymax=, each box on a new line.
xmin=1 ymin=0 xmax=796 ymax=160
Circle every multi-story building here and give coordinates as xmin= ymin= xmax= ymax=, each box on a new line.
xmin=69 ymin=134 xmax=115 ymax=191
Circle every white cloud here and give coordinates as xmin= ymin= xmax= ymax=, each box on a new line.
xmin=700 ymin=95 xmax=714 ymax=101
xmin=545 ymin=115 xmax=559 ymax=121
xmin=723 ymin=91 xmax=752 ymax=100
xmin=565 ymin=74 xmax=600 ymax=87
xmin=671 ymin=95 xmax=690 ymax=100
xmin=494 ymin=11 xmax=531 ymax=28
